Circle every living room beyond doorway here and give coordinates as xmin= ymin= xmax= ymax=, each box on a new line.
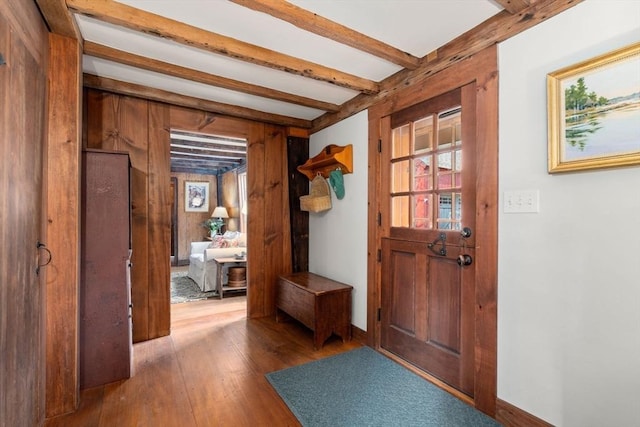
xmin=170 ymin=265 xmax=247 ymax=310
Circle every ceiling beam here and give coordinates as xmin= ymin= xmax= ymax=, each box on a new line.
xmin=170 ymin=164 xmax=223 ymax=176
xmin=171 ymin=158 xmax=242 ymax=167
xmin=170 ymin=159 xmax=240 ymax=170
xmin=36 ymin=0 xmax=81 ymax=39
xmin=84 ymin=42 xmax=340 ymax=113
xmin=83 ymin=73 xmax=312 ymax=129
xmin=170 ymin=146 xmax=246 ymax=160
xmin=492 ymin=0 xmax=533 ymax=15
xmin=170 ymin=141 xmax=247 ymax=157
xmin=67 ymin=0 xmax=379 ymax=94
xmin=230 ymin=0 xmax=420 ymax=70
xmin=310 ymin=0 xmax=583 ymax=133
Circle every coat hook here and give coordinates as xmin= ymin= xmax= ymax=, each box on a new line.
xmin=0 ymin=53 xmax=6 ymax=66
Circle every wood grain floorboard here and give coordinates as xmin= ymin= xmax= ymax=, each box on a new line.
xmin=45 ymin=298 xmax=362 ymax=427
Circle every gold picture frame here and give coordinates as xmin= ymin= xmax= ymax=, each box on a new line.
xmin=547 ymin=42 xmax=640 ymax=173
xmin=185 ymin=181 xmax=209 ymax=212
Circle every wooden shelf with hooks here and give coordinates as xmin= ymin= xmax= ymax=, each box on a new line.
xmin=297 ymin=144 xmax=353 ymax=180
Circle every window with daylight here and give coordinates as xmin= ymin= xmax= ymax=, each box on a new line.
xmin=238 ymin=171 xmax=247 ymax=233
xmin=390 ymin=106 xmax=463 ymax=231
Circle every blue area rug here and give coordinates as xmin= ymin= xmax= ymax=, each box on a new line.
xmin=266 ymin=347 xmax=500 ymax=427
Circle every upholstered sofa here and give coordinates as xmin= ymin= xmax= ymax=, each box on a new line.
xmin=187 ymin=232 xmax=246 ymax=292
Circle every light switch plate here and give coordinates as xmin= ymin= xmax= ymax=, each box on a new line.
xmin=504 ymin=190 xmax=539 ymax=213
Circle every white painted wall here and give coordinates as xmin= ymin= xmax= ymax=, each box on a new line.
xmin=309 ymin=110 xmax=369 ymax=330
xmin=498 ymin=1 xmax=640 ymax=426
xmin=308 ymin=1 xmax=640 ymax=425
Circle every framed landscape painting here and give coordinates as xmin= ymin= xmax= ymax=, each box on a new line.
xmin=185 ymin=181 xmax=209 ymax=212
xmin=547 ymin=42 xmax=640 ymax=173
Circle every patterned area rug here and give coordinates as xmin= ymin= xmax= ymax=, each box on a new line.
xmin=171 ymin=271 xmax=215 ymax=304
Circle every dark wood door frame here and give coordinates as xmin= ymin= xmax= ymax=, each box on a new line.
xmin=367 ymin=45 xmax=499 ymax=416
xmin=170 ymin=177 xmax=178 ymax=265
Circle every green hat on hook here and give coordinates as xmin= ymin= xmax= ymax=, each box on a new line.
xmin=329 ymin=169 xmax=345 ymax=200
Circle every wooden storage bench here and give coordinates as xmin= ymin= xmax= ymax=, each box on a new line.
xmin=276 ymin=272 xmax=353 ymax=349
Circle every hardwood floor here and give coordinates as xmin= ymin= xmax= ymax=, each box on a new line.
xmin=45 ymin=298 xmax=362 ymax=426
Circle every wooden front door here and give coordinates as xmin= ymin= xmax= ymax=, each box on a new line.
xmin=369 ymin=46 xmax=497 ymax=414
xmin=380 ymin=85 xmax=477 ymax=396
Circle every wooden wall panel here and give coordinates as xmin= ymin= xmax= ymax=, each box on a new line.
xmin=247 ymin=123 xmax=269 ymax=318
xmin=170 ymin=172 xmax=218 ymax=262
xmin=471 ymin=48 xmax=499 ymax=416
xmin=221 ymin=169 xmax=240 ymax=231
xmin=83 ymin=91 xmax=173 ymax=343
xmin=0 ymin=2 xmax=48 ymax=425
xmin=82 ymin=98 xmax=293 ymax=346
xmin=44 ymin=33 xmax=82 ymax=418
xmin=286 ymin=136 xmax=309 ymax=272
xmin=263 ymin=125 xmax=292 ymax=316
xmin=170 ymin=106 xmax=254 ymax=139
xmin=147 ymin=102 xmax=171 ymax=338
xmin=85 ymin=90 xmax=152 ymax=343
xmin=246 ymin=122 xmax=266 ymax=317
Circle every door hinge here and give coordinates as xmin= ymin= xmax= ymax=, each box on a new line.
xmin=378 ymin=139 xmax=382 ymax=153
xmin=377 ymin=249 xmax=382 ymax=262
xmin=377 ymin=307 xmax=382 ymax=321
xmin=377 ymin=211 xmax=382 ymax=226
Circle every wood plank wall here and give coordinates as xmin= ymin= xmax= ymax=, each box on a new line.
xmin=0 ymin=1 xmax=48 ymax=425
xmin=170 ymin=171 xmax=218 ymax=262
xmin=84 ymin=89 xmax=171 ymax=342
xmin=287 ymin=136 xmax=310 ymax=272
xmin=147 ymin=102 xmax=171 ymax=338
xmin=45 ymin=33 xmax=82 ymax=418
xmin=254 ymin=124 xmax=293 ymax=317
xmin=221 ymin=169 xmax=240 ymax=232
xmin=0 ymin=41 xmax=297 ymax=418
xmin=170 ymin=168 xmax=245 ymax=264
xmin=84 ymin=97 xmax=295 ymax=335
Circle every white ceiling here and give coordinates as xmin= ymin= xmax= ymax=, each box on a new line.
xmin=74 ymin=0 xmax=504 ymax=122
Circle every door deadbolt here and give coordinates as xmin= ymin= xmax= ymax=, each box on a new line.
xmin=457 ymin=254 xmax=473 ymax=266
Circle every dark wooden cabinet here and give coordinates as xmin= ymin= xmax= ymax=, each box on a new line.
xmin=80 ymin=149 xmax=133 ymax=389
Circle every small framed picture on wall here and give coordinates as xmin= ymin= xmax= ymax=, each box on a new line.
xmin=185 ymin=181 xmax=209 ymax=212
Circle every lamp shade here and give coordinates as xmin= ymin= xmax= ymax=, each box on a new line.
xmin=211 ymin=206 xmax=229 ymax=218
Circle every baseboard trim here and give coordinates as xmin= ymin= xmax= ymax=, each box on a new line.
xmin=496 ymin=398 xmax=554 ymax=427
xmin=351 ymin=324 xmax=367 ymax=344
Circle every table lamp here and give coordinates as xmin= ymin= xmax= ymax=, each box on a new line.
xmin=211 ymin=206 xmax=229 ymax=235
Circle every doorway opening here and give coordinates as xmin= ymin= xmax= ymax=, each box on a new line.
xmin=168 ymin=129 xmax=248 ymax=305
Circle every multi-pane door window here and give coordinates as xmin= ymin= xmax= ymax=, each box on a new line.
xmin=390 ymin=107 xmax=462 ymax=230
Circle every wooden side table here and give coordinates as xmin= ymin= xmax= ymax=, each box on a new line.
xmin=213 ymin=256 xmax=247 ymax=299
xmin=276 ymin=272 xmax=352 ymax=349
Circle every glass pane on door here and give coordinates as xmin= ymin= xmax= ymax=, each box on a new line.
xmin=413 ymin=194 xmax=432 ymax=229
xmin=413 ymin=156 xmax=432 ymax=191
xmin=390 ymin=104 xmax=463 ymax=231
xmin=391 ymin=196 xmax=410 ymax=228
